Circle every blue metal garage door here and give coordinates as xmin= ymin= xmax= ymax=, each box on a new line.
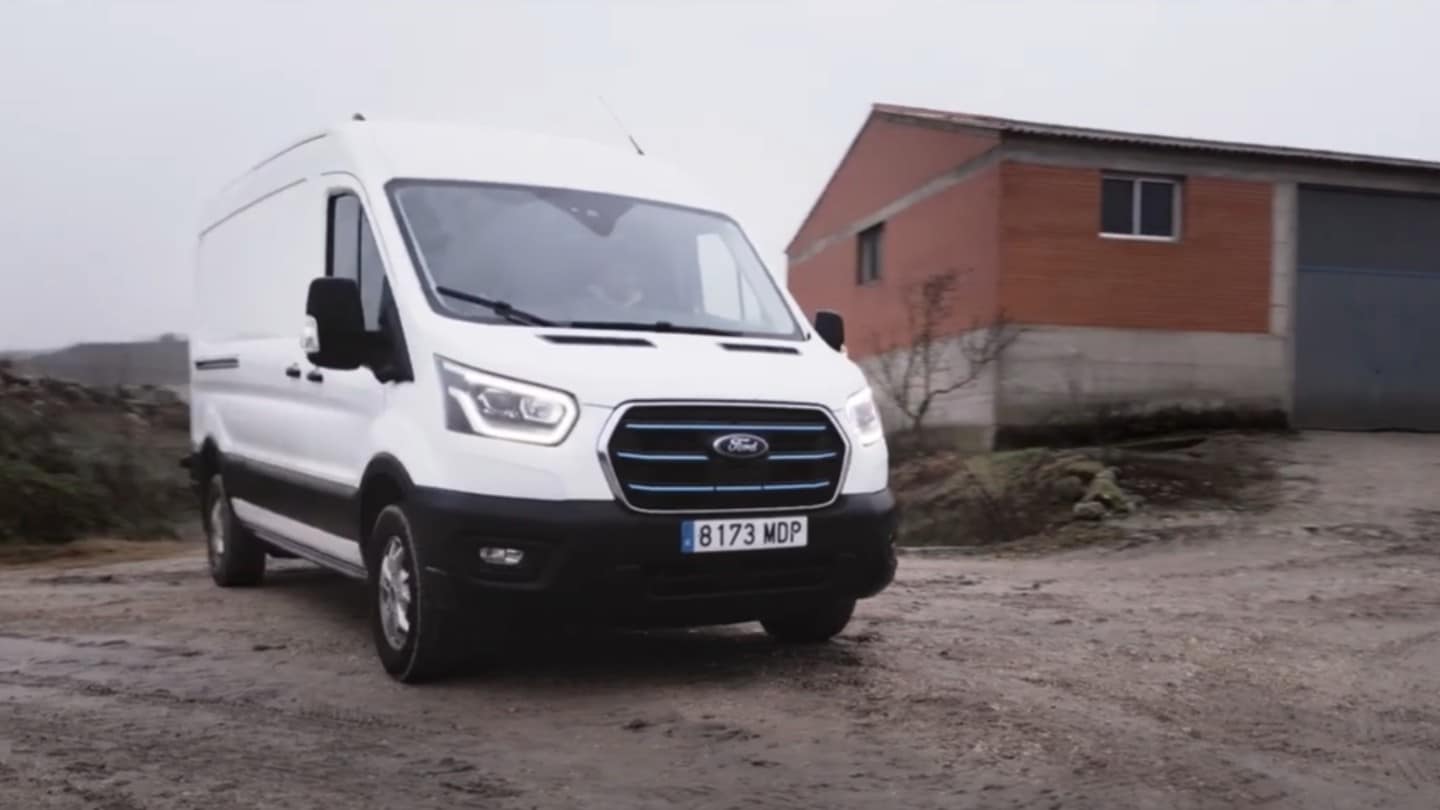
xmin=1295 ymin=187 xmax=1440 ymax=430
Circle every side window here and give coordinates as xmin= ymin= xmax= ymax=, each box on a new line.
xmin=328 ymin=195 xmax=360 ymax=282
xmin=1100 ymin=175 xmax=1181 ymax=239
xmin=357 ymin=215 xmax=385 ymax=332
xmin=327 ymin=192 xmax=386 ymax=331
xmin=696 ymin=232 xmax=762 ymax=322
xmin=857 ymin=223 xmax=883 ymax=284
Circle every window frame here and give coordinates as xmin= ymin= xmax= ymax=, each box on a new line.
xmin=325 ymin=193 xmax=361 ymax=282
xmin=695 ymin=231 xmax=761 ymax=323
xmin=325 ymin=190 xmax=388 ymax=333
xmin=1099 ymin=174 xmax=1182 ymax=242
xmin=857 ymin=222 xmax=884 ymax=285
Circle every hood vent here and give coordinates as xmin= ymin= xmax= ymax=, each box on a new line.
xmin=719 ymin=342 xmax=800 ymax=355
xmin=542 ymin=334 xmax=655 ymax=347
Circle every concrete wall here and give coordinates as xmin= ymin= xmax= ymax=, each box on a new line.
xmin=855 ymin=332 xmax=999 ymax=450
xmin=994 ymin=325 xmax=1287 ymax=429
xmin=1270 ymin=182 xmax=1298 ymax=414
xmin=854 ymin=322 xmax=1287 ymax=448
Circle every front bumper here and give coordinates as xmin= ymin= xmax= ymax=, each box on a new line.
xmin=407 ymin=488 xmax=899 ymax=627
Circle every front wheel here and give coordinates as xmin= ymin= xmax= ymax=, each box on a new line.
xmin=369 ymin=504 xmax=459 ymax=683
xmin=760 ymin=599 xmax=855 ymax=644
xmin=204 ymin=474 xmax=266 ymax=587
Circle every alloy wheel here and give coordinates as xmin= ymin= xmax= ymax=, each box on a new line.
xmin=377 ymin=536 xmax=414 ymax=651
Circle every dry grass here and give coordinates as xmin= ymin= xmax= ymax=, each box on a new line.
xmin=0 ymin=400 xmax=192 ymax=545
xmin=891 ymin=433 xmax=1278 ymax=548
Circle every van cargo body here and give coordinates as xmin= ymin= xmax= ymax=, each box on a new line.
xmin=188 ymin=121 xmax=896 ymax=682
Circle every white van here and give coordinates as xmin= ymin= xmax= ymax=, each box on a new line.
xmin=188 ymin=119 xmax=897 ymax=682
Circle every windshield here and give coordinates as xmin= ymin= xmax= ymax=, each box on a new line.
xmin=389 ymin=180 xmax=802 ymax=339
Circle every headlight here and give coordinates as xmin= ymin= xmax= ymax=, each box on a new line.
xmin=845 ymin=387 xmax=884 ymax=446
xmin=436 ymin=356 xmax=578 ymax=445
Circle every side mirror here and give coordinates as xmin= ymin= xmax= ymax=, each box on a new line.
xmin=814 ymin=309 xmax=845 ymax=351
xmin=305 ymin=277 xmax=366 ymax=370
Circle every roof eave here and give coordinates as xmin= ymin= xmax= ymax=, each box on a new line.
xmin=876 ymin=102 xmax=1440 ymax=176
xmin=784 ymin=109 xmax=884 ymax=256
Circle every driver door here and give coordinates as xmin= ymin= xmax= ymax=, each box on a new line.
xmin=296 ymin=183 xmax=391 ymax=539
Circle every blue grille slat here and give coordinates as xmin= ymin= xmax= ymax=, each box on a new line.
xmin=608 ymin=405 xmax=846 ymax=512
xmin=628 ymin=483 xmax=718 ymax=493
xmin=616 ymin=450 xmax=838 ymax=462
xmin=767 ymin=451 xmax=838 ymax=461
xmin=758 ymin=481 xmax=831 ymax=491
xmin=629 ymin=481 xmax=830 ymax=494
xmin=614 ymin=451 xmax=709 ymax=462
xmin=624 ymin=422 xmax=828 ymax=432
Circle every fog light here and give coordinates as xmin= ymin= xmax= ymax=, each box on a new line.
xmin=478 ymin=546 xmax=525 ymax=567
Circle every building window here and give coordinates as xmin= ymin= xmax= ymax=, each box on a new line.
xmin=1100 ymin=175 xmax=1180 ymax=239
xmin=857 ymin=223 xmax=884 ymax=284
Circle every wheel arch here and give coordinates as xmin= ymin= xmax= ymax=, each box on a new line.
xmin=358 ymin=454 xmax=416 ymax=567
xmin=192 ymin=437 xmax=222 ymax=496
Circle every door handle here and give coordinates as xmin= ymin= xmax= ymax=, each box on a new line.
xmin=285 ymin=364 xmax=301 ymax=379
xmin=306 ymin=370 xmax=325 ymax=383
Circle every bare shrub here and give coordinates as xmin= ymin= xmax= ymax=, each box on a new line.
xmin=0 ymin=399 xmax=191 ymax=544
xmin=893 ymin=447 xmax=1069 ymax=546
xmin=951 ymin=453 xmax=1051 ymax=545
xmin=869 ymin=269 xmax=1020 ymax=452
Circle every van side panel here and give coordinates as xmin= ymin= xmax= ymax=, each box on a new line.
xmin=195 ymin=178 xmax=317 ymax=344
xmin=191 ymin=171 xmax=325 ymax=490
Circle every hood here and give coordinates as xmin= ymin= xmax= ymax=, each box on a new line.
xmin=423 ymin=319 xmax=868 ymax=410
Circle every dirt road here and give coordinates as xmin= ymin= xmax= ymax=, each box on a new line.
xmin=3 ymin=433 xmax=1439 ymax=809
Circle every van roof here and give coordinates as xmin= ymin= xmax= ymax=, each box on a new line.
xmin=240 ymin=119 xmax=718 ymax=213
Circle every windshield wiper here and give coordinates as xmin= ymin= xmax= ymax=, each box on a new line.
xmin=436 ymin=286 xmax=555 ymax=326
xmin=566 ymin=320 xmax=746 ymax=337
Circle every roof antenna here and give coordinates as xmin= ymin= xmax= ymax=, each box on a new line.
xmin=352 ymin=112 xmax=366 ymax=122
xmin=597 ymin=95 xmax=644 ymax=156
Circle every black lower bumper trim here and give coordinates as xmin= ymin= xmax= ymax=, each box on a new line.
xmin=406 ymin=489 xmax=899 ymax=627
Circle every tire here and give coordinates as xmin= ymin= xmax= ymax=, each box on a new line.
xmin=760 ymin=599 xmax=856 ymax=644
xmin=369 ymin=504 xmax=457 ymax=683
xmin=204 ymin=473 xmax=266 ymax=587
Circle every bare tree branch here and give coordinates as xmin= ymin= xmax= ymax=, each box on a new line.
xmin=868 ymin=269 xmax=1024 ymax=445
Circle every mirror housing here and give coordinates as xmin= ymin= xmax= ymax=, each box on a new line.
xmin=305 ymin=277 xmax=366 ymax=370
xmin=814 ymin=309 xmax=845 ymax=351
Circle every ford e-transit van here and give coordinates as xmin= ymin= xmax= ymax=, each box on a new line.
xmin=188 ymin=119 xmax=897 ymax=682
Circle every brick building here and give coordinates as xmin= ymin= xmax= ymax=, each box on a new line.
xmin=788 ymin=103 xmax=1440 ymax=446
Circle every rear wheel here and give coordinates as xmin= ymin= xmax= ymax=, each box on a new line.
xmin=369 ymin=504 xmax=458 ymax=683
xmin=760 ymin=599 xmax=855 ymax=644
xmin=204 ymin=474 xmax=266 ymax=587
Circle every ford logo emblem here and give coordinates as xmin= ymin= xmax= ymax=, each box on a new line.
xmin=712 ymin=432 xmax=769 ymax=459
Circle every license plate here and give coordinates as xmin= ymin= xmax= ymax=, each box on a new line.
xmin=681 ymin=516 xmax=808 ymax=554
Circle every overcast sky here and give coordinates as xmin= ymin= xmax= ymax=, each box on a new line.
xmin=2 ymin=0 xmax=1438 ymax=350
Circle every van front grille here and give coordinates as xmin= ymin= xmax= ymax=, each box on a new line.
xmin=605 ymin=404 xmax=847 ymax=513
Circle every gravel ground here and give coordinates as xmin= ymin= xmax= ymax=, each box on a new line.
xmin=2 ymin=432 xmax=1439 ymax=809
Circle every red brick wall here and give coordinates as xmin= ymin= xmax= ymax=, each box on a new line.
xmin=998 ymin=162 xmax=1273 ymax=332
xmin=788 ymin=166 xmax=1000 ymax=359
xmin=788 ymin=116 xmax=999 ymax=255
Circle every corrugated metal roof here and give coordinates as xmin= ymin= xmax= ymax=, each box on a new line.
xmin=875 ymin=103 xmax=1440 ymax=174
